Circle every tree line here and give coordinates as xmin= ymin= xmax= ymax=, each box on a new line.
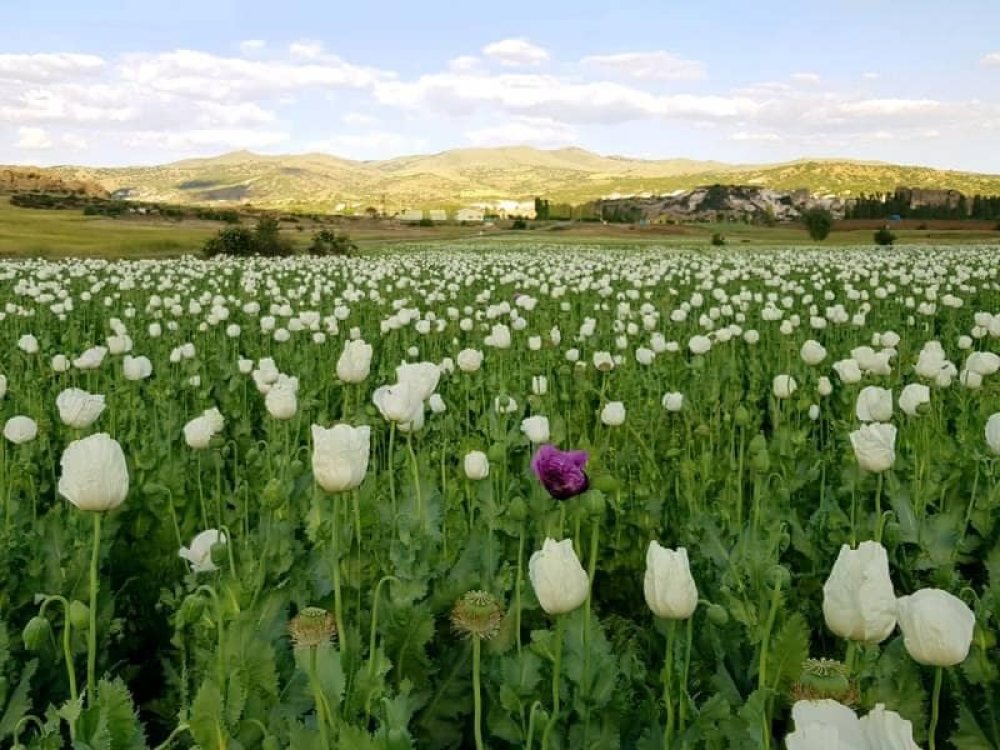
xmin=846 ymin=192 xmax=1000 ymax=220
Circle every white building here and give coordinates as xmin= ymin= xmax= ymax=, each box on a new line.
xmin=428 ymin=209 xmax=447 ymax=222
xmin=456 ymin=208 xmax=485 ymax=222
xmin=397 ymin=209 xmax=424 ymax=222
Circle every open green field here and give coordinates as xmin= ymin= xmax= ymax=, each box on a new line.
xmin=0 ymin=197 xmax=997 ymax=257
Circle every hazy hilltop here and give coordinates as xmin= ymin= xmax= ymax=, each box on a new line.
xmin=19 ymin=146 xmax=1000 ymax=211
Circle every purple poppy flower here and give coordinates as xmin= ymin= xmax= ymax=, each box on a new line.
xmin=531 ymin=444 xmax=589 ymax=500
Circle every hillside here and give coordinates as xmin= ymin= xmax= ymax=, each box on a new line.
xmin=21 ymin=147 xmax=1000 ymax=212
xmin=0 ymin=168 xmax=108 ymax=199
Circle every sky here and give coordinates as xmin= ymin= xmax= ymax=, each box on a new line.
xmin=3 ymin=0 xmax=1000 ymax=171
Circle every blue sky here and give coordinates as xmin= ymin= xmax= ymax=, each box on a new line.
xmin=3 ymin=0 xmax=1000 ymax=171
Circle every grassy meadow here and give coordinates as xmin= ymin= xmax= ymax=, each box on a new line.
xmin=0 ymin=196 xmax=997 ymax=258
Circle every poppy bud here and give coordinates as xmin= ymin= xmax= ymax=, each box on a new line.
xmin=23 ymin=616 xmax=52 ymax=651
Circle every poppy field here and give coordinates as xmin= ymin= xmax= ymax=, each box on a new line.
xmin=0 ymin=243 xmax=999 ymax=749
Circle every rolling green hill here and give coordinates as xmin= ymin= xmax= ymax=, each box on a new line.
xmin=21 ymin=147 xmax=1000 ymax=212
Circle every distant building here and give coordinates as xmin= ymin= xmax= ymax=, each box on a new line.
xmin=428 ymin=209 xmax=447 ymax=222
xmin=397 ymin=209 xmax=424 ymax=222
xmin=456 ymin=208 xmax=485 ymax=222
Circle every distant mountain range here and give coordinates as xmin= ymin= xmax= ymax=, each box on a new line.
xmin=9 ymin=147 xmax=1000 ymax=212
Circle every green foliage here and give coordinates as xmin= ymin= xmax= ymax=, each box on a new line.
xmin=510 ymin=218 xmax=528 ymax=230
xmin=802 ymin=207 xmax=833 ymax=241
xmin=711 ymin=232 xmax=726 ymax=246
xmin=874 ymin=226 xmax=896 ymax=245
xmin=202 ymin=225 xmax=256 ymax=257
xmin=307 ymin=229 xmax=357 ymax=257
xmin=203 ymin=216 xmax=295 ymax=257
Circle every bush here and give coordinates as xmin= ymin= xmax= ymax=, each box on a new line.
xmin=511 ymin=219 xmax=528 ymax=230
xmin=202 ymin=225 xmax=256 ymax=257
xmin=711 ymin=232 xmax=726 ymax=246
xmin=307 ymin=229 xmax=357 ymax=257
xmin=873 ymin=227 xmax=896 ymax=246
xmin=417 ymin=217 xmax=434 ymax=227
xmin=802 ymin=207 xmax=833 ymax=241
xmin=253 ymin=216 xmax=294 ymax=257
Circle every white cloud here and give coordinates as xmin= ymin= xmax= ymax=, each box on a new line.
xmin=836 ymin=98 xmax=943 ymax=117
xmin=729 ymin=131 xmax=781 ymax=142
xmin=982 ymin=52 xmax=1000 ymax=66
xmin=448 ymin=55 xmax=480 ymax=72
xmin=862 ymin=71 xmax=880 ymax=80
xmin=119 ymin=49 xmax=388 ymax=102
xmin=239 ymin=40 xmax=266 ymax=55
xmin=581 ymin=51 xmax=706 ymax=81
xmin=0 ymin=53 xmax=104 ymax=83
xmin=121 ymin=128 xmax=290 ymax=151
xmin=466 ymin=116 xmax=577 ymax=147
xmin=791 ymin=72 xmax=821 ymax=85
xmin=375 ymin=72 xmax=758 ymax=123
xmin=482 ymin=39 xmax=549 ymax=67
xmin=61 ymin=133 xmax=89 ymax=150
xmin=289 ymin=40 xmax=324 ymax=60
xmin=342 ymin=111 xmax=377 ymax=126
xmin=306 ymin=131 xmax=427 ymax=158
xmin=16 ymin=126 xmax=52 ymax=149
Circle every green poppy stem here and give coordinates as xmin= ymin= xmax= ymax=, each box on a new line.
xmin=472 ymin=637 xmax=485 ymax=750
xmin=929 ymin=666 xmax=943 ymax=750
xmin=515 ymin=526 xmax=525 ymax=653
xmin=678 ymin=617 xmax=693 ymax=738
xmin=308 ymin=646 xmax=333 ymax=749
xmin=388 ymin=423 xmax=397 ymax=514
xmin=407 ymin=436 xmax=423 ymax=520
xmin=541 ymin=615 xmax=565 ymax=749
xmin=330 ymin=498 xmax=346 ymax=675
xmin=873 ymin=472 xmax=884 ymax=543
xmin=87 ymin=511 xmax=102 ymax=705
xmin=663 ymin=620 xmax=676 ymax=750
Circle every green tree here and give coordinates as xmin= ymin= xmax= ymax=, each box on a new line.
xmin=307 ymin=229 xmax=357 ymax=257
xmin=802 ymin=207 xmax=834 ymax=241
xmin=873 ymin=226 xmax=896 ymax=246
xmin=253 ymin=216 xmax=293 ymax=257
xmin=202 ymin=225 xmax=255 ymax=257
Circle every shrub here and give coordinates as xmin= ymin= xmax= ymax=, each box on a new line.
xmin=511 ymin=219 xmax=528 ymax=230
xmin=802 ymin=207 xmax=833 ymax=241
xmin=253 ymin=216 xmax=294 ymax=257
xmin=873 ymin=227 xmax=896 ymax=246
xmin=202 ymin=225 xmax=256 ymax=257
xmin=417 ymin=217 xmax=434 ymax=227
xmin=308 ymin=229 xmax=357 ymax=257
xmin=711 ymin=232 xmax=726 ymax=246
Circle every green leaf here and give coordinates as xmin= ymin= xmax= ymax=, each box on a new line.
xmin=765 ymin=613 xmax=808 ymax=696
xmin=189 ymin=679 xmax=227 ymax=749
xmin=870 ymin=638 xmax=928 ymax=741
xmin=0 ymin=659 xmax=36 ymax=739
xmin=93 ymin=678 xmax=147 ymax=750
xmin=951 ymin=704 xmax=995 ymax=750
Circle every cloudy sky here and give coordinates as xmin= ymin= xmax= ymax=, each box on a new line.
xmin=3 ymin=0 xmax=999 ymax=170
